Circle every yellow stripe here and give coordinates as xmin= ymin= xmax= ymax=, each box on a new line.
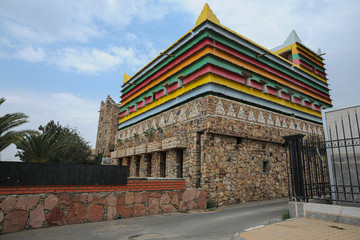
xmin=274 ymin=43 xmax=326 ymax=83
xmin=121 ymin=46 xmax=331 ymax=106
xmin=119 ymin=73 xmax=322 ymax=124
xmin=121 ymin=47 xmax=213 ymax=106
xmin=292 ymin=48 xmax=324 ymax=67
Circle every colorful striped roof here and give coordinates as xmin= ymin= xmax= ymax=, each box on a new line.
xmin=119 ymin=4 xmax=332 ymax=129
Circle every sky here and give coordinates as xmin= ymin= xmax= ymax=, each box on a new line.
xmin=0 ymin=0 xmax=359 ymax=161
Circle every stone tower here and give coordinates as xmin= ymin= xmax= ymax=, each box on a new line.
xmin=95 ymin=95 xmax=121 ymax=157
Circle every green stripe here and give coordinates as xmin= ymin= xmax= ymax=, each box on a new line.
xmin=206 ymin=30 xmax=329 ymax=94
xmin=122 ymin=28 xmax=329 ymax=97
xmin=122 ymin=31 xmax=209 ymax=94
xmin=121 ymin=54 xmax=331 ymax=111
xmin=293 ymin=53 xmax=326 ymax=72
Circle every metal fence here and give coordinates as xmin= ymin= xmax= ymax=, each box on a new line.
xmin=284 ymin=113 xmax=360 ymax=207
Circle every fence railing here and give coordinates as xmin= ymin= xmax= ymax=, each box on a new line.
xmin=284 ymin=115 xmax=360 ymax=207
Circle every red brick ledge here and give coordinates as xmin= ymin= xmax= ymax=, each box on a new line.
xmin=0 ymin=179 xmax=186 ymax=195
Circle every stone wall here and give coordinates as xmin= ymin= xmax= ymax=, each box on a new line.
xmin=113 ymin=95 xmax=323 ymax=206
xmin=0 ymin=180 xmax=206 ymax=234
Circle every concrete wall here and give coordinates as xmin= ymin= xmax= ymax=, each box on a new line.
xmin=289 ymin=202 xmax=360 ymax=226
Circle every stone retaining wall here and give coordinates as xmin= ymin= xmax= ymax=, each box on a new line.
xmin=0 ymin=179 xmax=206 ymax=234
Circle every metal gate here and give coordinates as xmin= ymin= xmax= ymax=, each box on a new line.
xmin=284 ymin=113 xmax=360 ymax=206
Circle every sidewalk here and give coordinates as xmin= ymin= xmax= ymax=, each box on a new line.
xmin=233 ymin=218 xmax=360 ymax=240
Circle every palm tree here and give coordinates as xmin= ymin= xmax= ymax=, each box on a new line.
xmin=15 ymin=133 xmax=68 ymax=162
xmin=0 ymin=97 xmax=32 ymax=152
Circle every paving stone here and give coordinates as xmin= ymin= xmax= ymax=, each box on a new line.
xmin=134 ymin=193 xmax=143 ymax=203
xmin=59 ymin=194 xmax=72 ymax=209
xmin=160 ymin=193 xmax=170 ymax=205
xmin=142 ymin=192 xmax=150 ymax=202
xmin=93 ymin=197 xmax=106 ymax=205
xmin=148 ymin=198 xmax=159 ymax=215
xmin=106 ymin=194 xmax=117 ymax=206
xmin=107 ymin=206 xmax=117 ymax=220
xmin=125 ymin=192 xmax=134 ymax=205
xmin=134 ymin=203 xmax=146 ymax=217
xmin=182 ymin=190 xmax=196 ymax=202
xmin=86 ymin=203 xmax=104 ymax=222
xmin=2 ymin=211 xmax=28 ymax=234
xmin=46 ymin=207 xmax=67 ymax=226
xmin=117 ymin=194 xmax=125 ymax=205
xmin=187 ymin=200 xmax=199 ymax=211
xmin=73 ymin=194 xmax=87 ymax=203
xmin=150 ymin=192 xmax=161 ymax=198
xmin=29 ymin=204 xmax=45 ymax=229
xmin=44 ymin=194 xmax=58 ymax=210
xmin=0 ymin=196 xmax=17 ymax=214
xmin=171 ymin=194 xmax=179 ymax=207
xmin=15 ymin=195 xmax=40 ymax=211
xmin=67 ymin=203 xmax=86 ymax=224
xmin=116 ymin=205 xmax=133 ymax=218
xmin=160 ymin=204 xmax=177 ymax=213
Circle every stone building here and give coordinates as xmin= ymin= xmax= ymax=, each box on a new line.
xmin=95 ymin=95 xmax=121 ymax=157
xmin=110 ymin=4 xmax=332 ymax=205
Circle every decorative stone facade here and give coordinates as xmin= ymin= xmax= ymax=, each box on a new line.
xmin=113 ymin=95 xmax=323 ymax=205
xmin=95 ymin=95 xmax=121 ymax=157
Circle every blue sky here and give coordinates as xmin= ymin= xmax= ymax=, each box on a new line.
xmin=1 ymin=0 xmax=360 ymax=161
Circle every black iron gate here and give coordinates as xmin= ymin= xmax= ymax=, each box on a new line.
xmin=284 ymin=114 xmax=360 ymax=206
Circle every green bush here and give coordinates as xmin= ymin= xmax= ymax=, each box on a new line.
xmin=281 ymin=211 xmax=290 ymax=220
xmin=206 ymin=198 xmax=216 ymax=209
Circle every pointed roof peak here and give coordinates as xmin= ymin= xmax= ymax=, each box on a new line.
xmin=195 ymin=3 xmax=220 ymax=26
xmin=123 ymin=73 xmax=131 ymax=84
xmin=284 ymin=29 xmax=302 ymax=45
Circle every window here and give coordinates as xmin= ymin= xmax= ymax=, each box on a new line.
xmin=99 ymin=133 xmax=101 ymax=139
xmin=177 ymin=149 xmax=184 ymax=178
xmin=236 ymin=137 xmax=242 ymax=144
xmin=100 ymin=116 xmax=103 ymax=122
xmin=279 ymin=50 xmax=293 ymax=62
xmin=160 ymin=152 xmax=166 ymax=177
xmin=146 ymin=154 xmax=152 ymax=177
xmin=135 ymin=156 xmax=140 ymax=177
xmin=263 ymin=161 xmax=269 ymax=172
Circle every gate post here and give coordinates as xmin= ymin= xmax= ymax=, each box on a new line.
xmin=283 ymin=134 xmax=306 ymax=201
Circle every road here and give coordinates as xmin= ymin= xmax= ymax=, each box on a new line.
xmin=1 ymin=199 xmax=288 ymax=240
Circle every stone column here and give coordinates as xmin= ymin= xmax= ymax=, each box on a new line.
xmin=185 ymin=132 xmax=202 ymax=188
xmin=139 ymin=155 xmax=147 ymax=178
xmin=166 ymin=149 xmax=177 ymax=178
xmin=151 ymin=152 xmax=161 ymax=177
xmin=129 ymin=156 xmax=136 ymax=177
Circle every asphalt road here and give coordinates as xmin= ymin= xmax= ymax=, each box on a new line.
xmin=1 ymin=199 xmax=288 ymax=240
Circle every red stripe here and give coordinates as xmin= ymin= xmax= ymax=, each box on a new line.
xmin=122 ymin=38 xmax=213 ymax=100
xmin=122 ymin=37 xmax=330 ymax=103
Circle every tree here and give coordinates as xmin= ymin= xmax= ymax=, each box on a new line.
xmin=15 ymin=132 xmax=68 ymax=162
xmin=0 ymin=97 xmax=33 ymax=152
xmin=16 ymin=121 xmax=92 ymax=163
xmin=38 ymin=121 xmax=92 ymax=163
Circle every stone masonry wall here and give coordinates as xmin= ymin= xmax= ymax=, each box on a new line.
xmin=0 ymin=180 xmax=206 ymax=234
xmin=113 ymin=95 xmax=323 ymax=206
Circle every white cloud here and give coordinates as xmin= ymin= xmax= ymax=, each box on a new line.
xmin=16 ymin=46 xmax=45 ymax=62
xmin=0 ymin=0 xmax=169 ymax=44
xmin=0 ymin=89 xmax=99 ymax=161
xmin=52 ymin=47 xmax=123 ymax=74
xmin=49 ymin=44 xmax=157 ymax=74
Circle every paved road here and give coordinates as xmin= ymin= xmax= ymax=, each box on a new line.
xmin=2 ymin=199 xmax=288 ymax=240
